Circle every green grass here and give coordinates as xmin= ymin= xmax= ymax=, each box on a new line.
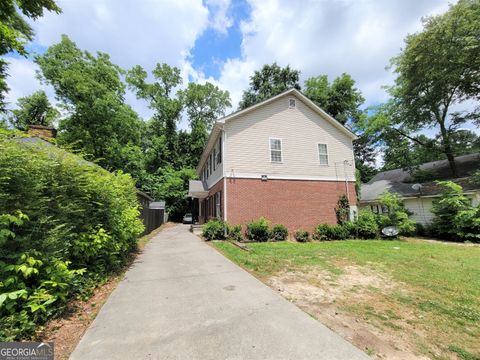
xmin=212 ymin=239 xmax=480 ymax=358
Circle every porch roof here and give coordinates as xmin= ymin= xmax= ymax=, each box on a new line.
xmin=188 ymin=180 xmax=209 ymax=199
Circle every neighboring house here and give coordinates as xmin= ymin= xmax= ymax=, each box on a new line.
xmin=359 ymin=153 xmax=480 ymax=225
xmin=188 ymin=88 xmax=358 ymax=233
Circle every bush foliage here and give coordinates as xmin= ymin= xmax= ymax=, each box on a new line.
xmin=294 ymin=230 xmax=310 ymax=242
xmin=0 ymin=136 xmax=144 ymax=340
xmin=270 ymin=224 xmax=288 ymax=241
xmin=202 ymin=219 xmax=226 ymax=240
xmin=432 ymin=181 xmax=479 ymax=242
xmin=246 ymin=217 xmax=270 ymax=242
xmin=377 ymin=191 xmax=416 ymax=236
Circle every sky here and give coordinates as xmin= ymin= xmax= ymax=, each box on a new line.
xmin=3 ymin=0 xmax=459 ymax=131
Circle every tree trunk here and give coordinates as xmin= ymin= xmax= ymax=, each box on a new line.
xmin=438 ymin=120 xmax=457 ymax=177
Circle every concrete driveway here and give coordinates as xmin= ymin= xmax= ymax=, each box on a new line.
xmin=71 ymin=224 xmax=369 ymax=360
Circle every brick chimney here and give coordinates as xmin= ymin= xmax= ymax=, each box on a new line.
xmin=27 ymin=125 xmax=57 ymax=140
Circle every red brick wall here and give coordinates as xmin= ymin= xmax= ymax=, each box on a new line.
xmin=199 ymin=178 xmax=225 ymax=223
xmin=226 ymin=178 xmax=357 ymax=234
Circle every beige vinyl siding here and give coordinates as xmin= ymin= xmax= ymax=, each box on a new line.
xmin=224 ymin=93 xmax=355 ymax=179
xmin=360 ymin=191 xmax=480 ymax=226
xmin=403 ymin=198 xmax=436 ymax=225
xmin=202 ymin=133 xmax=223 ymax=189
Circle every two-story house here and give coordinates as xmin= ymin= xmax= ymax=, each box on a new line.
xmin=188 ymin=88 xmax=358 ymax=233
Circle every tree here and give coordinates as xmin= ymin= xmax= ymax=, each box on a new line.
xmin=36 ymin=35 xmax=143 ymax=173
xmin=179 ymin=82 xmax=231 ymax=131
xmin=8 ymin=90 xmax=59 ymax=130
xmin=0 ymin=0 xmax=61 ymax=111
xmin=178 ymin=82 xmax=231 ymax=165
xmin=239 ymin=63 xmax=300 ymax=109
xmin=152 ymin=167 xmax=197 ymax=221
xmin=388 ymin=0 xmax=480 ymax=176
xmin=304 ymin=73 xmax=376 ymax=182
xmin=126 ymin=63 xmax=182 ymax=158
xmin=304 ymin=73 xmax=364 ymax=125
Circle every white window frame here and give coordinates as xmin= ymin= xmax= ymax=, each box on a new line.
xmin=317 ymin=143 xmax=329 ymax=166
xmin=288 ymin=98 xmax=296 ymax=109
xmin=215 ymin=192 xmax=221 ymax=218
xmin=213 ymin=148 xmax=216 ymax=171
xmin=269 ymin=137 xmax=283 ymax=163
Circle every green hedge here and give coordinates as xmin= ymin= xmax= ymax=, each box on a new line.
xmin=0 ymin=134 xmax=144 ymax=340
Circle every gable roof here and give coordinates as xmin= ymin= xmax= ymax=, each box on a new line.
xmin=217 ymin=88 xmax=357 ymax=139
xmin=360 ymin=153 xmax=480 ymax=202
xmin=196 ymin=88 xmax=357 ymax=172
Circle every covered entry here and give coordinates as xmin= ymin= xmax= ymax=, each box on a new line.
xmin=188 ymin=180 xmax=209 ymax=224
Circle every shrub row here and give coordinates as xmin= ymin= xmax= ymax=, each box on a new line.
xmin=0 ymin=135 xmax=144 ymax=340
xmin=202 ymin=217 xmax=288 ymax=242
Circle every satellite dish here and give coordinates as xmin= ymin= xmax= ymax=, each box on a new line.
xmin=412 ymin=183 xmax=422 ymax=191
xmin=382 ymin=226 xmax=399 ymax=237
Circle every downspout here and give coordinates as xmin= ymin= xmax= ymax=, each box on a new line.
xmin=221 ymin=126 xmax=228 ymax=237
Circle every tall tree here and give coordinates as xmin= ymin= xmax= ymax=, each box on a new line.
xmin=126 ymin=63 xmax=182 ymax=158
xmin=36 ymin=35 xmax=143 ymax=173
xmin=0 ymin=0 xmax=61 ymax=111
xmin=239 ymin=63 xmax=300 ymax=109
xmin=388 ymin=0 xmax=480 ymax=176
xmin=178 ymin=82 xmax=231 ymax=166
xmin=8 ymin=90 xmax=59 ymax=130
xmin=304 ymin=73 xmax=376 ymax=182
xmin=304 ymin=73 xmax=364 ymax=125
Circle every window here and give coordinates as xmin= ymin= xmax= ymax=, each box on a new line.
xmin=209 ymin=154 xmax=213 ymax=174
xmin=216 ymin=136 xmax=222 ymax=165
xmin=318 ymin=143 xmax=328 ymax=165
xmin=213 ymin=148 xmax=216 ymax=171
xmin=270 ymin=138 xmax=282 ymax=163
xmin=215 ymin=192 xmax=221 ymax=218
xmin=288 ymin=98 xmax=296 ymax=108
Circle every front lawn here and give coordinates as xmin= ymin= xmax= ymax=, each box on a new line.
xmin=212 ymin=239 xmax=480 ymax=359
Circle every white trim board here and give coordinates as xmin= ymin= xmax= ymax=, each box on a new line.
xmin=225 ymin=173 xmax=356 ymax=182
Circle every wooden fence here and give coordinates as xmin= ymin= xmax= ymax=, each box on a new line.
xmin=139 ymin=207 xmax=165 ymax=236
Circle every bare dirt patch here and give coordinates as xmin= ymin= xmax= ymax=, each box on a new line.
xmin=268 ymin=265 xmax=434 ymax=359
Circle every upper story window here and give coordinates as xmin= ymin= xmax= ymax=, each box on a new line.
xmin=270 ymin=138 xmax=282 ymax=163
xmin=288 ymin=98 xmax=296 ymax=109
xmin=318 ymin=143 xmax=328 ymax=165
xmin=209 ymin=153 xmax=213 ymax=174
xmin=213 ymin=148 xmax=217 ymax=171
xmin=216 ymin=136 xmax=222 ymax=165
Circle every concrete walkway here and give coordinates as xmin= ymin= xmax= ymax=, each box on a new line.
xmin=71 ymin=224 xmax=369 ymax=360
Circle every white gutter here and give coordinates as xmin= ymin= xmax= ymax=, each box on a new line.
xmin=222 ymin=127 xmax=227 ymax=223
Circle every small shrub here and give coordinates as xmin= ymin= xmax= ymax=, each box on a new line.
xmin=202 ymin=219 xmax=226 ymax=240
xmin=335 ymin=194 xmax=350 ymax=225
xmin=294 ymin=229 xmax=310 ymax=242
xmin=454 ymin=207 xmax=480 ymax=243
xmin=270 ymin=224 xmax=288 ymax=241
xmin=354 ymin=211 xmax=379 ymax=239
xmin=246 ymin=217 xmax=270 ymax=242
xmin=431 ymin=181 xmax=472 ymax=240
xmin=313 ymin=223 xmax=349 ymax=240
xmin=313 ymin=224 xmax=332 ymax=241
xmin=378 ymin=191 xmax=416 ymax=236
xmin=341 ymin=222 xmax=356 ymax=239
xmin=227 ymin=224 xmax=243 ymax=241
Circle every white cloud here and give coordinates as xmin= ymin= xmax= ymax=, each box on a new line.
xmin=5 ymin=0 xmax=213 ymax=120
xmin=216 ymin=0 xmax=452 ymax=109
xmin=206 ymin=0 xmax=233 ymax=34
xmin=32 ymin=0 xmax=209 ymax=70
xmin=3 ymin=57 xmax=57 ymax=110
